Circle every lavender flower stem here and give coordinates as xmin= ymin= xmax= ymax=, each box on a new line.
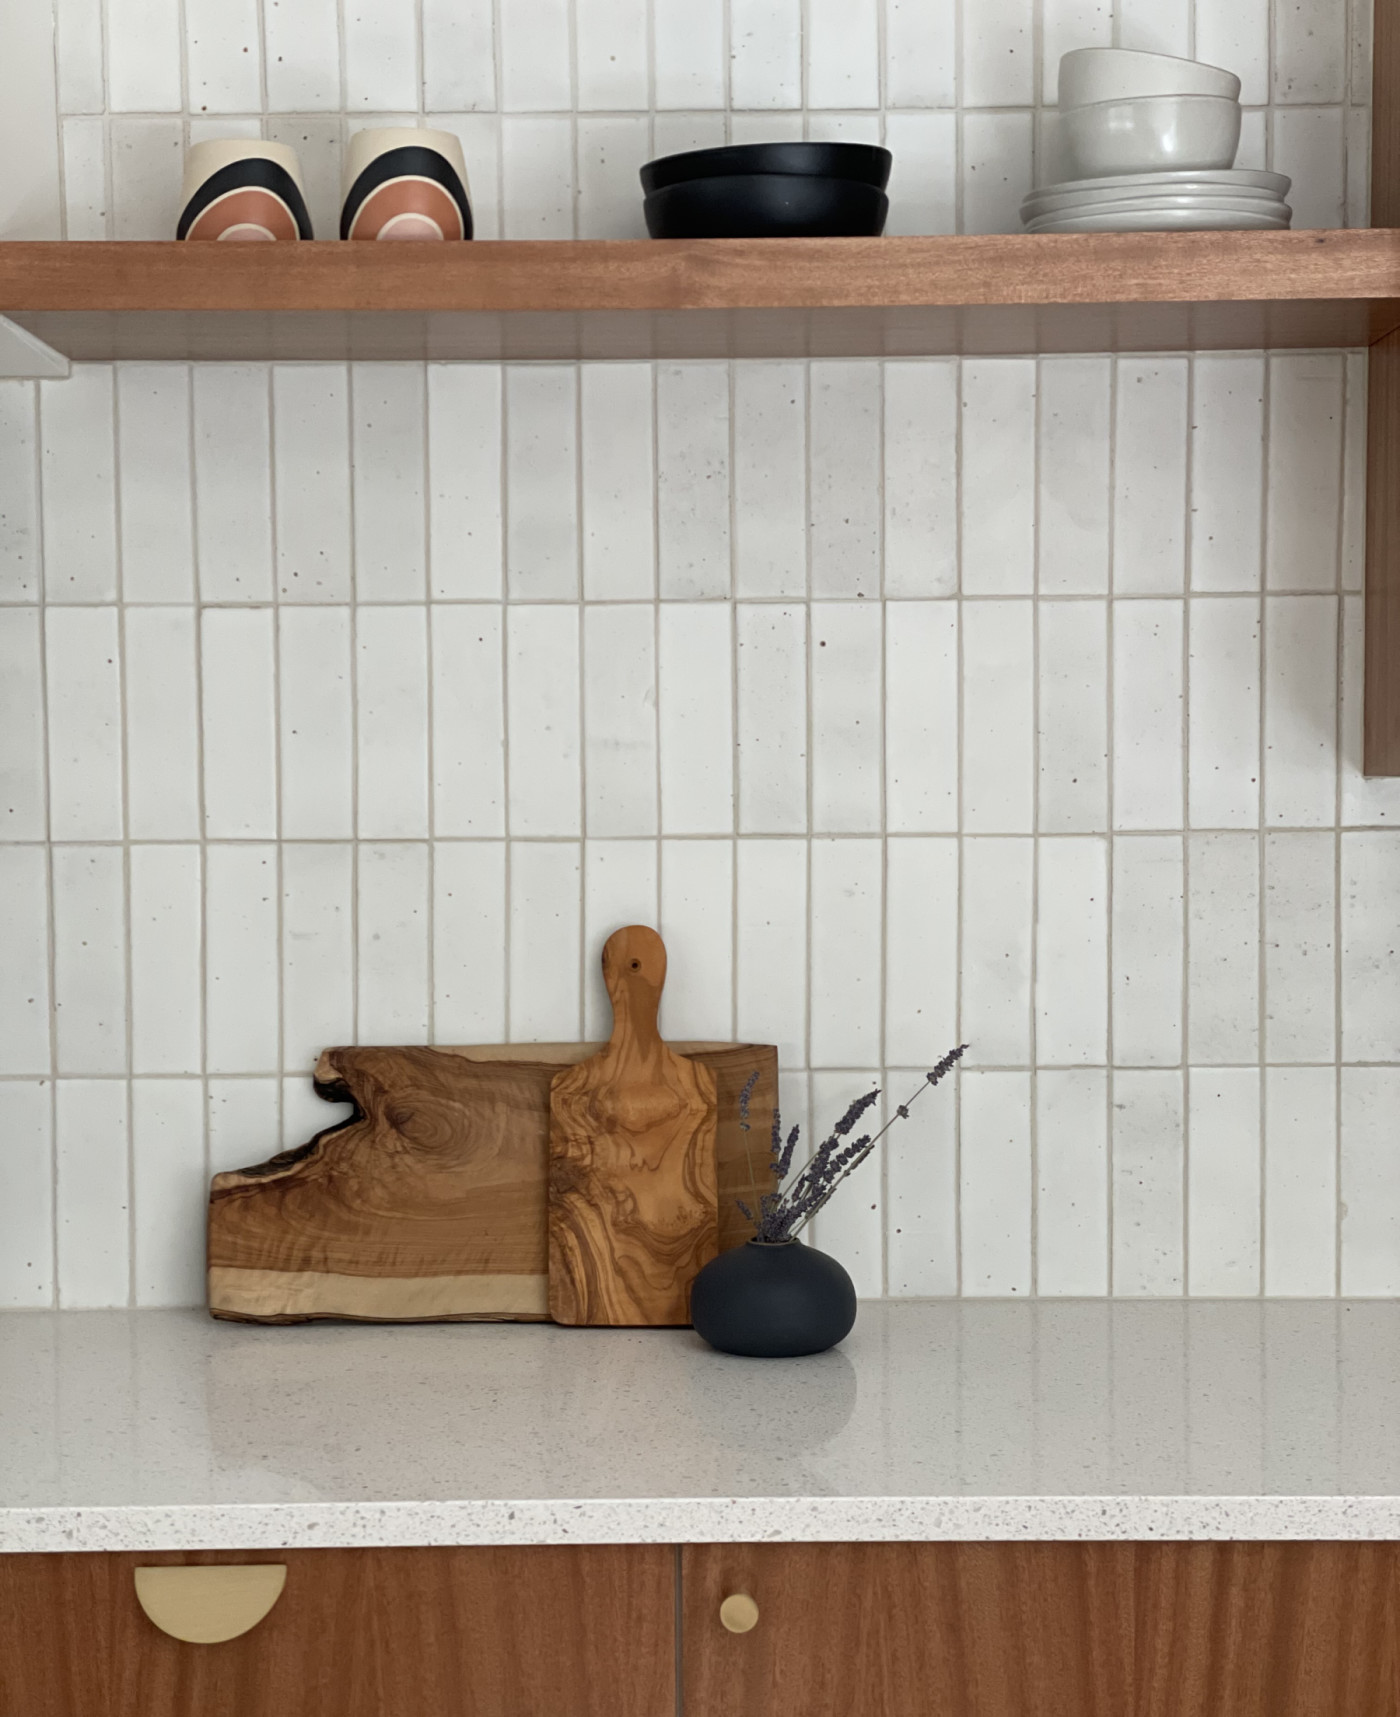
xmin=785 ymin=1046 xmax=967 ymax=1239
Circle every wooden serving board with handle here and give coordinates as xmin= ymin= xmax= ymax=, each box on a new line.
xmin=207 ymin=1036 xmax=775 ymax=1324
xmin=548 ymin=926 xmax=718 ymax=1327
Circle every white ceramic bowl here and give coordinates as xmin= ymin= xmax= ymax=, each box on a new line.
xmin=1061 ymin=94 xmax=1242 ymax=178
xmin=1022 ymin=183 xmax=1283 ymax=216
xmin=1025 ymin=207 xmax=1290 ymax=232
xmin=1028 ymin=167 xmax=1291 ymax=197
xmin=1058 ymin=47 xmax=1241 ymax=106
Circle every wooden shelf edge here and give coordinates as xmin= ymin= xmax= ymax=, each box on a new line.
xmin=2 ymin=231 xmax=1399 ymax=315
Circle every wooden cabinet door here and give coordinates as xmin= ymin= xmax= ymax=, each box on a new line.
xmin=0 ymin=1545 xmax=675 ymax=1717
xmin=682 ymin=1542 xmax=1135 ymax=1717
xmin=684 ymin=1542 xmax=1400 ymax=1717
xmin=1136 ymin=1543 xmax=1400 ymax=1717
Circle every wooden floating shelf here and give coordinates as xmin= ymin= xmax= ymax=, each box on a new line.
xmin=1 ymin=232 xmax=1399 ymax=363
xmin=1 ymin=230 xmax=1397 ymax=775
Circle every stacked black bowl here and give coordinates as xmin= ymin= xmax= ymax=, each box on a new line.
xmin=640 ymin=141 xmax=892 ymax=238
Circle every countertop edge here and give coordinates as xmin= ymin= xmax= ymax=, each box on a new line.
xmin=6 ymin=1495 xmax=1400 ymax=1554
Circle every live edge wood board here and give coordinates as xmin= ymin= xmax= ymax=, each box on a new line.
xmin=206 ymin=1039 xmax=775 ymax=1323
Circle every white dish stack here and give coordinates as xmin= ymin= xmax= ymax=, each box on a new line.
xmin=1023 ymin=49 xmax=1292 ymax=232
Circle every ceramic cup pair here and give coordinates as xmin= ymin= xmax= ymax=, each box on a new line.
xmin=177 ymin=129 xmax=473 ymax=242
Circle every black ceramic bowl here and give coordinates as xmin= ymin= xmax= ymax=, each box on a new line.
xmin=641 ymin=141 xmax=892 ymax=195
xmin=644 ymin=173 xmax=889 ymax=239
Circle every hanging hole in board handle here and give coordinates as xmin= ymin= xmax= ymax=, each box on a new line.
xmin=720 ymin=1593 xmax=760 ymax=1634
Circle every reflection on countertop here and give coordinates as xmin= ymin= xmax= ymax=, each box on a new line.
xmin=3 ymin=1300 xmax=1399 ymax=1551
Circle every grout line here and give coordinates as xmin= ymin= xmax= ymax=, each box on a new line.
xmin=32 ymin=377 xmax=61 ymax=1309
xmin=11 ymin=584 xmax=1375 ymax=610
xmin=1029 ymin=353 xmax=1042 ymax=1297
xmin=1180 ymin=350 xmax=1197 ymax=1298
xmin=1256 ymin=356 xmax=1273 ymax=1300
xmin=1104 ymin=354 xmax=1118 ymax=1296
xmin=573 ymin=365 xmax=586 ymax=1036
xmin=347 ymin=364 xmax=362 ymax=1044
xmin=500 ymin=370 xmax=514 ymax=1038
xmin=953 ymin=353 xmax=965 ymax=1296
xmin=7 ymin=1059 xmax=1393 ymax=1083
xmin=1332 ymin=357 xmax=1352 ymax=1296
xmin=649 ymin=361 xmax=663 ymax=999
xmin=184 ymin=363 xmax=214 ymax=1227
xmin=727 ymin=359 xmax=741 ymax=1052
xmin=1 ymin=820 xmax=1397 ymax=847
xmin=875 ymin=360 xmax=889 ymax=1297
xmin=266 ymin=367 xmax=287 ymax=1158
xmin=425 ymin=367 xmax=438 ymax=1042
xmin=111 ymin=366 xmax=137 ymax=1308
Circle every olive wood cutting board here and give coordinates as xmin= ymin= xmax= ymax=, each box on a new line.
xmin=207 ymin=1038 xmax=776 ymax=1324
xmin=549 ymin=926 xmax=717 ymax=1327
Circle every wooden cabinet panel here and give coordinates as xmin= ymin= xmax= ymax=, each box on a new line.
xmin=1136 ymin=1543 xmax=1400 ymax=1717
xmin=682 ymin=1542 xmax=1135 ymax=1717
xmin=683 ymin=1542 xmax=1400 ymax=1717
xmin=0 ymin=1545 xmax=675 ymax=1717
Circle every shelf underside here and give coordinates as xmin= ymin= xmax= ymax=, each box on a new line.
xmin=1 ymin=232 xmax=1398 ymax=361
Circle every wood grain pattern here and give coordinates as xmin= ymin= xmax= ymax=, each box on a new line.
xmin=1375 ymin=0 xmax=1400 ymax=228
xmin=683 ymin=1543 xmax=1400 ymax=1717
xmin=549 ymin=927 xmax=718 ymax=1326
xmin=3 ymin=233 xmax=1399 ymax=361
xmin=683 ymin=1542 xmax=1134 ymax=1717
xmin=1134 ymin=1542 xmax=1400 ymax=1717
xmin=207 ymin=1039 xmax=775 ymax=1323
xmin=0 ymin=1546 xmax=675 ymax=1717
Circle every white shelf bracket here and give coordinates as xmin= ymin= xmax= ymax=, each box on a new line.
xmin=0 ymin=316 xmax=69 ymax=379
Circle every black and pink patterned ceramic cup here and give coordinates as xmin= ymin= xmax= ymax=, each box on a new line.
xmin=340 ymin=127 xmax=473 ymax=241
xmin=177 ymin=140 xmax=313 ymax=241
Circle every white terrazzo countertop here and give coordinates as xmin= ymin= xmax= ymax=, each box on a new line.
xmin=3 ymin=1301 xmax=1399 ymax=1553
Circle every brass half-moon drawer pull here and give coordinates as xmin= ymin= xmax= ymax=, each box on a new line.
xmin=719 ymin=1593 xmax=760 ymax=1634
xmin=134 ymin=1565 xmax=288 ymax=1644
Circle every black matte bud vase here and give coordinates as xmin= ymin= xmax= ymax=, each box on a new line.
xmin=690 ymin=1238 xmax=857 ymax=1358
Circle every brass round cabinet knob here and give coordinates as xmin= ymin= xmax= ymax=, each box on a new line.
xmin=719 ymin=1593 xmax=760 ymax=1634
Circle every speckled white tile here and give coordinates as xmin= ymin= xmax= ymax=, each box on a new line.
xmin=1264 ymin=831 xmax=1337 ymax=1063
xmin=1112 ymin=1070 xmax=1184 ymax=1296
xmin=1112 ymin=836 xmax=1184 ymax=1067
xmin=1188 ymin=833 xmax=1260 ymax=1067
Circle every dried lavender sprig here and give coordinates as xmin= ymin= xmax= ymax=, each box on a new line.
xmin=773 ymin=1088 xmax=881 ymax=1222
xmin=787 ymin=1046 xmax=967 ymax=1238
xmin=734 ymin=1045 xmax=967 ymax=1241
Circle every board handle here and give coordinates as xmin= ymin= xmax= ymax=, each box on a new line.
xmin=602 ymin=925 xmax=667 ymax=1053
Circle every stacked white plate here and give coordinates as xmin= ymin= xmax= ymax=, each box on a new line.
xmin=1022 ymin=167 xmax=1292 ymax=233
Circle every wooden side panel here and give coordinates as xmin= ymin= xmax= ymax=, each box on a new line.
xmin=1135 ymin=1543 xmax=1400 ymax=1717
xmin=0 ymin=1546 xmax=675 ymax=1717
xmin=1368 ymin=0 xmax=1400 ymax=774
xmin=1367 ymin=327 xmax=1400 ymax=775
xmin=1375 ymin=0 xmax=1400 ymax=228
xmin=681 ymin=1542 xmax=1135 ymax=1717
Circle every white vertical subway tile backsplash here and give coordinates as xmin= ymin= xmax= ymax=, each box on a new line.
xmin=3 ymin=0 xmax=1395 ymax=1306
